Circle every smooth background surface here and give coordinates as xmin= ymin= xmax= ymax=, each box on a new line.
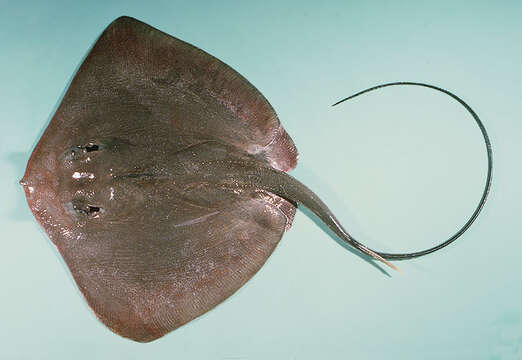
xmin=2 ymin=1 xmax=521 ymax=359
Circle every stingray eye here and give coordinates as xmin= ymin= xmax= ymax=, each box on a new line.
xmin=87 ymin=205 xmax=102 ymax=216
xmin=70 ymin=200 xmax=103 ymax=218
xmin=64 ymin=142 xmax=102 ymax=161
xmin=84 ymin=143 xmax=99 ymax=152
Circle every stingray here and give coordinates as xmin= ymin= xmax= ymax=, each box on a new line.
xmin=20 ymin=16 xmax=492 ymax=342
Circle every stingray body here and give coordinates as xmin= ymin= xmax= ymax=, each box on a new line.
xmin=21 ymin=17 xmax=490 ymax=342
xmin=21 ymin=16 xmax=302 ymax=342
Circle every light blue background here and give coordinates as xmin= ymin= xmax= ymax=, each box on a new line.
xmin=2 ymin=1 xmax=521 ymax=359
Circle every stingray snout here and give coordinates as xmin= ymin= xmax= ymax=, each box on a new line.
xmin=19 ymin=175 xmax=37 ymax=194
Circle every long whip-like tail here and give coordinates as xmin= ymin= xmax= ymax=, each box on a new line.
xmin=249 ymin=82 xmax=491 ymax=270
xmin=331 ymin=82 xmax=492 ymax=260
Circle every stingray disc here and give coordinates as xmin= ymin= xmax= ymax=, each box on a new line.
xmin=21 ymin=16 xmax=298 ymax=342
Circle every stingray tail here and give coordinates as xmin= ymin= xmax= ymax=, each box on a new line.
xmin=330 ymin=82 xmax=492 ymax=261
xmin=256 ymin=82 xmax=491 ymax=269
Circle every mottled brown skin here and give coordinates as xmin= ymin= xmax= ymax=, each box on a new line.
xmin=21 ymin=16 xmax=386 ymax=342
xmin=21 ymin=16 xmax=300 ymax=342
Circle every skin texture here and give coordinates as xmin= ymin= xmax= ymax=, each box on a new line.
xmin=21 ymin=16 xmax=491 ymax=342
xmin=21 ymin=16 xmax=300 ymax=342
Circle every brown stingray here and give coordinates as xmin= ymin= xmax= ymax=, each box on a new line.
xmin=20 ymin=16 xmax=491 ymax=342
